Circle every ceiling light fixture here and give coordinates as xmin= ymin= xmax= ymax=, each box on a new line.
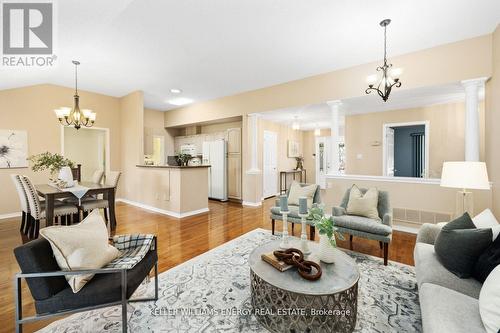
xmin=55 ymin=60 xmax=96 ymax=130
xmin=168 ymin=97 xmax=193 ymax=106
xmin=292 ymin=116 xmax=300 ymax=130
xmin=365 ymin=19 xmax=402 ymax=102
xmin=170 ymin=88 xmax=182 ymax=94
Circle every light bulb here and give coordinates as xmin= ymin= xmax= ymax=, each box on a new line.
xmin=366 ymin=74 xmax=378 ymax=85
xmin=390 ymin=67 xmax=403 ymax=79
xmin=89 ymin=112 xmax=96 ymax=122
xmin=82 ymin=109 xmax=93 ymax=119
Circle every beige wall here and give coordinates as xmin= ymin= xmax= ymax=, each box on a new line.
xmin=144 ymin=108 xmax=180 ymax=157
xmin=486 ymin=25 xmax=500 ymax=216
xmin=344 ymin=101 xmax=485 ymax=178
xmin=163 ymin=34 xmax=493 ymax=205
xmin=0 ymin=84 xmax=121 ymax=216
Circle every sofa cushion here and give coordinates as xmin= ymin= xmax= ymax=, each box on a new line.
xmin=333 ymin=215 xmax=391 ymax=236
xmin=287 ymin=182 xmax=317 ymax=208
xmin=414 ymin=242 xmax=482 ymax=299
xmin=346 ymin=185 xmax=380 ymax=221
xmin=479 ymin=265 xmax=500 ymax=333
xmin=474 ymin=234 xmax=500 ymax=282
xmin=434 ymin=213 xmax=492 ymax=278
xmin=419 ymin=283 xmax=485 ymax=333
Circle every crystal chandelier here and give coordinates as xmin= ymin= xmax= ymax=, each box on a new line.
xmin=55 ymin=60 xmax=96 ymax=130
xmin=365 ymin=19 xmax=402 ymax=102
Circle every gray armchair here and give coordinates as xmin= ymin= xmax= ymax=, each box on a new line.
xmin=270 ymin=183 xmax=321 ymax=240
xmin=332 ymin=187 xmax=392 ymax=265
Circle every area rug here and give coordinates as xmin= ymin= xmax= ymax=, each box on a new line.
xmin=39 ymin=229 xmax=421 ymax=332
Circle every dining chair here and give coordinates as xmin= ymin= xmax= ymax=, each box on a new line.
xmin=80 ymin=171 xmax=121 ymax=224
xmin=92 ymin=169 xmax=105 ymax=184
xmin=10 ymin=175 xmax=31 ymax=234
xmin=62 ymin=169 xmax=104 ymax=205
xmin=20 ymin=176 xmax=79 ymax=239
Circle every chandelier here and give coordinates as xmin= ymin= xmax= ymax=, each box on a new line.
xmin=365 ymin=19 xmax=402 ymax=102
xmin=54 ymin=60 xmax=96 ymax=130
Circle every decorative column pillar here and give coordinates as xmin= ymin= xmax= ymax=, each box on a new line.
xmin=246 ymin=113 xmax=261 ymax=174
xmin=326 ymin=100 xmax=343 ymax=174
xmin=461 ymin=78 xmax=486 ymax=161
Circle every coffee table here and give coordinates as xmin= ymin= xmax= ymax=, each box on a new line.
xmin=249 ymin=239 xmax=360 ymax=333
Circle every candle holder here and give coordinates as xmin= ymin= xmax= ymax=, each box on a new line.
xmin=279 ymin=210 xmax=290 ymax=249
xmin=298 ymin=213 xmax=311 ymax=255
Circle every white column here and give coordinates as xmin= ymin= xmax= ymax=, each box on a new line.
xmin=461 ymin=78 xmax=486 ymax=161
xmin=246 ymin=113 xmax=261 ymax=174
xmin=327 ymin=100 xmax=342 ymax=174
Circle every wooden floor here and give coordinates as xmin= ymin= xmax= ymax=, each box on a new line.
xmin=0 ymin=199 xmax=416 ymax=333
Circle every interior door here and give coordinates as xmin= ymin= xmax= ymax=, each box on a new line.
xmin=385 ymin=127 xmax=395 ymax=176
xmin=315 ymin=137 xmax=330 ymax=189
xmin=263 ymin=131 xmax=278 ymax=198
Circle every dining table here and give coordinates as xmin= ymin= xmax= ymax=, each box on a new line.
xmin=35 ymin=181 xmax=117 ymax=230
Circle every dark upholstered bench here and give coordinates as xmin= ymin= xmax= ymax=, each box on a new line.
xmin=13 ymin=237 xmax=158 ymax=333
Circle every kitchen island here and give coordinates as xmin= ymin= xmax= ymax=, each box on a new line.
xmin=128 ymin=165 xmax=210 ymax=218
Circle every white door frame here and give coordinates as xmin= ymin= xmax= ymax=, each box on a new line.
xmin=60 ymin=125 xmax=111 ymax=176
xmin=262 ymin=130 xmax=278 ymax=198
xmin=382 ymin=121 xmax=430 ymax=178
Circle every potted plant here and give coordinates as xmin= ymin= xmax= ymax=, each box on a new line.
xmin=28 ymin=152 xmax=75 ymax=179
xmin=295 ymin=156 xmax=304 ymax=170
xmin=176 ymin=153 xmax=192 ymax=166
xmin=308 ymin=205 xmax=344 ymax=263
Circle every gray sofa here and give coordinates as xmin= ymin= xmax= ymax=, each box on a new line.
xmin=414 ymin=223 xmax=486 ymax=333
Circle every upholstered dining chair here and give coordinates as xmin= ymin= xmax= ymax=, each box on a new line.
xmin=81 ymin=171 xmax=121 ymax=226
xmin=20 ymin=175 xmax=79 ymax=239
xmin=10 ymin=175 xmax=32 ymax=234
xmin=91 ymin=169 xmax=105 ymax=184
xmin=270 ymin=183 xmax=321 ymax=240
xmin=332 ymin=187 xmax=393 ymax=265
xmin=62 ymin=169 xmax=105 ymax=206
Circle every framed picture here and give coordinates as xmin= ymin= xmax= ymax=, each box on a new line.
xmin=287 ymin=140 xmax=300 ymax=158
xmin=0 ymin=130 xmax=28 ymax=168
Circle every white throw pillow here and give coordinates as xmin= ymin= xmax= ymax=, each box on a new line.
xmin=287 ymin=182 xmax=317 ymax=208
xmin=346 ymin=185 xmax=380 ymax=221
xmin=40 ymin=210 xmax=120 ymax=293
xmin=479 ymin=265 xmax=500 ymax=333
xmin=473 ymin=209 xmax=500 ymax=241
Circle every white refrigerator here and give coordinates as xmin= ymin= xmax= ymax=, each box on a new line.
xmin=202 ymin=140 xmax=228 ymax=201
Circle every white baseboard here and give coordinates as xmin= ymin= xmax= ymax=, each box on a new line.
xmin=116 ymin=198 xmax=209 ymax=219
xmin=242 ymin=201 xmax=262 ymax=207
xmin=0 ymin=212 xmax=21 ymax=220
xmin=393 ymin=224 xmax=419 ymax=234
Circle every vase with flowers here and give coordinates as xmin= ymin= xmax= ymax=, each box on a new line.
xmin=28 ymin=152 xmax=75 ymax=180
xmin=308 ymin=205 xmax=344 ymax=263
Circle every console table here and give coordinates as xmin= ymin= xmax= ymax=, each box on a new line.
xmin=279 ymin=169 xmax=307 ymax=194
xmin=249 ymin=239 xmax=359 ymax=332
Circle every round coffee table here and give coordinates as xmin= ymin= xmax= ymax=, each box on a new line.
xmin=249 ymin=239 xmax=359 ymax=333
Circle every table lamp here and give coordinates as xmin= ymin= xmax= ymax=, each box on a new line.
xmin=440 ymin=161 xmax=490 ymax=217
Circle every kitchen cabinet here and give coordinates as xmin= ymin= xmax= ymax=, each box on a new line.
xmin=227 ymin=154 xmax=242 ymax=199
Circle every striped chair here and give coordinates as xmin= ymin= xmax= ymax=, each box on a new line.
xmin=20 ymin=176 xmax=79 ymax=239
xmin=10 ymin=175 xmax=32 ymax=234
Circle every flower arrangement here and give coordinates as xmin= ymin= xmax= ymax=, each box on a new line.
xmin=27 ymin=152 xmax=75 ymax=177
xmin=176 ymin=153 xmax=192 ymax=166
xmin=308 ymin=205 xmax=344 ymax=247
xmin=295 ymin=156 xmax=304 ymax=170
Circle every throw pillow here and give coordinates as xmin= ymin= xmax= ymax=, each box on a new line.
xmin=287 ymin=182 xmax=317 ymax=207
xmin=434 ymin=213 xmax=492 ymax=278
xmin=346 ymin=185 xmax=380 ymax=220
xmin=473 ymin=209 xmax=500 ymax=241
xmin=474 ymin=234 xmax=500 ymax=282
xmin=479 ymin=265 xmax=500 ymax=333
xmin=40 ymin=210 xmax=121 ymax=293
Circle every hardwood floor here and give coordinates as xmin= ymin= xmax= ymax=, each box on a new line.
xmin=0 ymin=199 xmax=416 ymax=333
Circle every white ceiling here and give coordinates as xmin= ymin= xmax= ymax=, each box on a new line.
xmin=258 ymin=82 xmax=484 ymax=130
xmin=0 ymin=0 xmax=499 ymax=110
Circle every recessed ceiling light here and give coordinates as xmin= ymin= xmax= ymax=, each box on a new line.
xmin=170 ymin=88 xmax=182 ymax=94
xmin=167 ymin=97 xmax=193 ymax=106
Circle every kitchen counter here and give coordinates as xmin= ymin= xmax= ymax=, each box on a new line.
xmin=136 ymin=165 xmax=210 ymax=168
xmin=130 ymin=164 xmax=210 ymax=218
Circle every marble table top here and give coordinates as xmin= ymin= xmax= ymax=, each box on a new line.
xmin=248 ymin=238 xmax=360 ymax=296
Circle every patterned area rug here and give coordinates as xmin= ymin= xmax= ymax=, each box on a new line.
xmin=39 ymin=229 xmax=421 ymax=332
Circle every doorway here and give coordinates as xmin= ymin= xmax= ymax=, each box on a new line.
xmin=383 ymin=122 xmax=429 ymax=178
xmin=263 ymin=130 xmax=278 ymax=198
xmin=315 ymin=136 xmax=330 ymax=189
xmin=62 ymin=126 xmax=110 ymax=182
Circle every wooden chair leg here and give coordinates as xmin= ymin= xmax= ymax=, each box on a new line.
xmin=104 ymin=208 xmax=109 ymax=222
xmin=271 ymin=219 xmax=275 ymax=235
xmin=383 ymin=243 xmax=389 ymax=266
xmin=291 ymin=223 xmax=295 ymax=235
xmin=25 ymin=215 xmax=33 ymax=236
xmin=55 ymin=216 xmax=59 ymax=225
xmin=379 ymin=241 xmax=383 ymax=250
xmin=309 ymin=225 xmax=315 ymax=240
xmin=29 ymin=216 xmax=36 ymax=239
xmin=349 ymin=235 xmax=353 ymax=250
xmin=20 ymin=211 xmax=26 ymax=232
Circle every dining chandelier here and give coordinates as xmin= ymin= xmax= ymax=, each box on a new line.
xmin=365 ymin=19 xmax=402 ymax=102
xmin=54 ymin=60 xmax=96 ymax=130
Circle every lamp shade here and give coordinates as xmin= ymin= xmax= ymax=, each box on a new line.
xmin=440 ymin=161 xmax=490 ymax=190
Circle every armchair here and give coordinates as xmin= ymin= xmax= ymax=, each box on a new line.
xmin=332 ymin=187 xmax=392 ymax=265
xmin=13 ymin=235 xmax=158 ymax=333
xmin=270 ymin=183 xmax=321 ymax=240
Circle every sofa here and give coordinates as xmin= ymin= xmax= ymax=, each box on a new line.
xmin=414 ymin=223 xmax=486 ymax=333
